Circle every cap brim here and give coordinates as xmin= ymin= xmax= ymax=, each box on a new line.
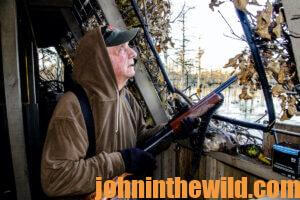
xmin=105 ymin=28 xmax=139 ymax=47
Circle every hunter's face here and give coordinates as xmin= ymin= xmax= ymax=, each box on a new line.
xmin=107 ymin=42 xmax=137 ymax=87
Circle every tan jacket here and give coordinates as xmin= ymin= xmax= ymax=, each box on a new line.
xmin=41 ymin=28 xmax=161 ymax=197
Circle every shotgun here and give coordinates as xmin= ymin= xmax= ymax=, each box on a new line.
xmin=139 ymin=75 xmax=237 ymax=154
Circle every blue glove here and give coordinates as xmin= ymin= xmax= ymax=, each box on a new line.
xmin=120 ymin=148 xmax=156 ymax=177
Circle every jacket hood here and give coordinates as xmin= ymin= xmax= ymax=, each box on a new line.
xmin=72 ymin=27 xmax=118 ymax=100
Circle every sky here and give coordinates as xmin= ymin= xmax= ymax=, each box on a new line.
xmin=168 ymin=0 xmax=264 ymax=70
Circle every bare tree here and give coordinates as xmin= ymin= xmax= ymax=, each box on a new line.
xmin=174 ymin=4 xmax=195 ymax=89
xmin=196 ymin=47 xmax=204 ymax=88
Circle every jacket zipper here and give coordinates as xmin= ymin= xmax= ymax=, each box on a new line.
xmin=115 ymin=96 xmax=120 ymax=134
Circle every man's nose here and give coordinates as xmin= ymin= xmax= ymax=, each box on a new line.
xmin=128 ymin=47 xmax=137 ymax=59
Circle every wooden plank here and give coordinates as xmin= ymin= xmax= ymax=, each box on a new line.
xmin=96 ymin=0 xmax=174 ymax=179
xmin=0 ymin=23 xmax=18 ymax=200
xmin=205 ymin=156 xmax=217 ymax=180
xmin=216 ymin=160 xmax=225 ymax=178
xmin=208 ymin=152 xmax=288 ymax=181
xmin=134 ymin=60 xmax=169 ymax=124
xmin=96 ymin=0 xmax=127 ymax=28
xmin=198 ymin=155 xmax=206 ymax=180
xmin=0 ymin=0 xmax=32 ymax=199
xmin=28 ymin=42 xmax=37 ymax=103
xmin=205 ymin=156 xmax=218 ymax=200
xmin=282 ymin=0 xmax=300 ymax=81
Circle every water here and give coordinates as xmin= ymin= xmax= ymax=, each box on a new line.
xmin=195 ymin=86 xmax=300 ymax=124
xmin=188 ymin=86 xmax=300 ymax=140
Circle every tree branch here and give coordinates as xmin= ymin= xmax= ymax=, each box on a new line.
xmin=218 ymin=10 xmax=247 ymax=42
xmin=170 ymin=2 xmax=186 ymax=23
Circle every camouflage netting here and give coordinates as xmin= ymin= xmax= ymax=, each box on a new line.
xmin=211 ymin=0 xmax=299 ymax=121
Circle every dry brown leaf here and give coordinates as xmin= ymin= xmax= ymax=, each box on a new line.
xmin=278 ymin=67 xmax=286 ymax=83
xmin=279 ymin=95 xmax=297 ymax=120
xmin=224 ymin=54 xmax=242 ymax=68
xmin=286 ymin=96 xmax=297 ymax=118
xmin=277 ymin=11 xmax=284 ymax=24
xmin=234 ymin=0 xmax=248 ymax=11
xmin=239 ymin=68 xmax=251 ymax=85
xmin=249 ymin=0 xmax=259 ymax=5
xmin=279 ymin=95 xmax=287 ymax=108
xmin=248 ymin=62 xmax=255 ymax=73
xmin=158 ymin=73 xmax=165 ymax=84
xmin=288 ymin=105 xmax=297 ymax=116
xmin=272 ymin=84 xmax=284 ymax=96
xmin=209 ymin=0 xmax=225 ymax=12
xmin=272 ymin=12 xmax=283 ymax=38
xmin=280 ymin=110 xmax=289 ymax=121
xmin=266 ymin=1 xmax=272 ymax=13
xmin=196 ymin=87 xmax=201 ymax=96
xmin=256 ymin=2 xmax=272 ymax=39
xmin=267 ymin=60 xmax=280 ymax=74
xmin=287 ymin=80 xmax=294 ymax=90
xmin=288 ymin=96 xmax=297 ymax=106
xmin=240 ymin=60 xmax=248 ymax=70
xmin=256 ymin=14 xmax=271 ymax=39
xmin=156 ymin=44 xmax=161 ymax=53
xmin=239 ymin=87 xmax=253 ymax=100
xmin=257 ymin=28 xmax=271 ymax=39
xmin=224 ymin=59 xmax=237 ymax=68
xmin=265 ymin=69 xmax=273 ymax=80
xmin=262 ymin=50 xmax=273 ymax=59
xmin=272 ymin=24 xmax=281 ymax=38
xmin=289 ymin=71 xmax=296 ymax=79
xmin=250 ymin=83 xmax=257 ymax=91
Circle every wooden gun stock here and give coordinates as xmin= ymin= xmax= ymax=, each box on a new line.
xmin=170 ymin=93 xmax=223 ymax=134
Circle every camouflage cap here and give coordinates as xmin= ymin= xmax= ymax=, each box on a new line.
xmin=101 ymin=25 xmax=139 ymax=47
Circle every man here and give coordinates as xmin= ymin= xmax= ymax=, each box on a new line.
xmin=41 ymin=25 xmax=196 ymax=197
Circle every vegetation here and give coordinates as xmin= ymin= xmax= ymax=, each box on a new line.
xmin=211 ymin=0 xmax=299 ymax=120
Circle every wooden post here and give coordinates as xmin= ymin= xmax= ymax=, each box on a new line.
xmin=282 ymin=0 xmax=300 ymax=81
xmin=0 ymin=0 xmax=32 ymax=199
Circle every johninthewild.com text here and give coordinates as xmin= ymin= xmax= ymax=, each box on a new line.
xmin=94 ymin=176 xmax=300 ymax=199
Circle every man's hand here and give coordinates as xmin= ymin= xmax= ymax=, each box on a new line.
xmin=120 ymin=148 xmax=156 ymax=177
xmin=174 ymin=117 xmax=199 ymax=140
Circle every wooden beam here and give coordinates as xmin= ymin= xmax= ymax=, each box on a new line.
xmin=134 ymin=60 xmax=170 ymax=124
xmin=29 ymin=0 xmax=73 ymax=8
xmin=282 ymin=0 xmax=300 ymax=81
xmin=0 ymin=0 xmax=32 ymax=199
xmin=96 ymin=0 xmax=127 ymax=28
